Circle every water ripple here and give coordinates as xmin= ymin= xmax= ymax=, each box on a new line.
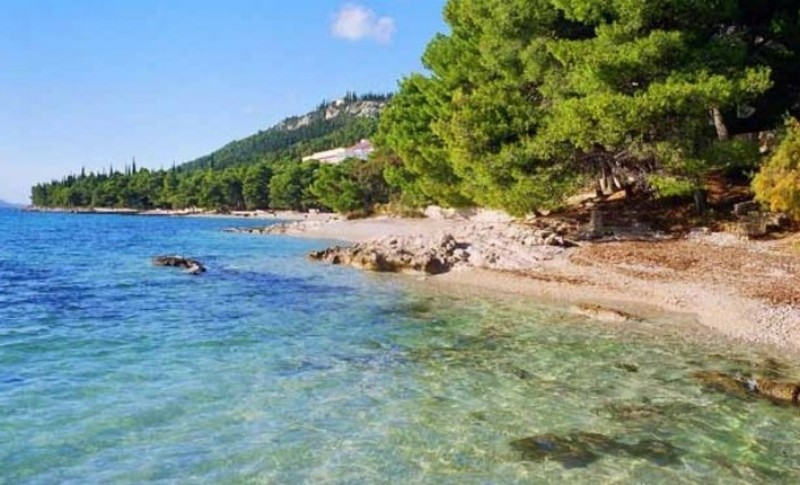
xmin=1 ymin=211 xmax=800 ymax=483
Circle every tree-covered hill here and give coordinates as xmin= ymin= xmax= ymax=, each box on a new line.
xmin=181 ymin=92 xmax=390 ymax=171
xmin=30 ymin=92 xmax=396 ymax=213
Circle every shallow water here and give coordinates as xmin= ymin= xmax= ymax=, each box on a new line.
xmin=1 ymin=209 xmax=800 ymax=484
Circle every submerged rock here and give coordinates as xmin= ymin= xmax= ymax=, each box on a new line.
xmin=692 ymin=370 xmax=800 ymax=406
xmin=622 ymin=439 xmax=682 ymax=466
xmin=751 ymin=378 xmax=800 ymax=405
xmin=692 ymin=371 xmax=751 ymax=398
xmin=510 ymin=431 xmax=680 ymax=468
xmin=572 ymin=303 xmax=641 ymax=323
xmin=614 ymin=363 xmax=639 ymax=373
xmin=224 ymin=227 xmax=267 ymax=234
xmin=596 ymin=401 xmax=700 ymax=422
xmin=510 ymin=432 xmax=607 ymax=468
xmin=153 ymin=256 xmax=206 ymax=275
xmin=225 ymin=224 xmax=289 ymax=235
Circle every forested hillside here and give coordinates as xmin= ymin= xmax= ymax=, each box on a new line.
xmin=30 ymin=93 xmax=392 ymax=212
xmin=182 ymin=92 xmax=389 ymax=171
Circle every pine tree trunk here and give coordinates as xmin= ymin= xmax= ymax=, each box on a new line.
xmin=595 ymin=178 xmax=604 ymax=198
xmin=693 ymin=189 xmax=708 ymax=214
xmin=598 ymin=163 xmax=609 ymax=195
xmin=710 ymin=107 xmax=730 ymax=141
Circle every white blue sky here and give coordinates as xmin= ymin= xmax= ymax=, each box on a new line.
xmin=0 ymin=1 xmax=447 ymax=203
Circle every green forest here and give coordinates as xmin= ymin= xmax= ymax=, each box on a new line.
xmin=378 ymin=0 xmax=800 ymax=216
xmin=32 ymin=1 xmax=800 ymax=218
xmin=30 ymin=155 xmax=395 ymax=213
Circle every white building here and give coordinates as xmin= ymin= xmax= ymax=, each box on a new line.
xmin=347 ymin=139 xmax=373 ymax=160
xmin=302 ymin=139 xmax=374 ymax=164
xmin=302 ymin=147 xmax=348 ymax=164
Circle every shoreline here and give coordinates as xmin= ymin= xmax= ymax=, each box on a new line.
xmin=24 ymin=206 xmax=800 ymax=353
xmin=430 ymin=268 xmax=796 ymax=353
xmin=23 ymin=206 xmax=336 ymax=222
xmin=239 ymin=214 xmax=800 ymax=354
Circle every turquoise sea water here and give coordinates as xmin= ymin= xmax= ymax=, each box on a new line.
xmin=2 ymin=209 xmax=800 ymax=484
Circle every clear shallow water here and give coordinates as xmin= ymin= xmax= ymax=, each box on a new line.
xmin=1 ymin=209 xmax=800 ymax=484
